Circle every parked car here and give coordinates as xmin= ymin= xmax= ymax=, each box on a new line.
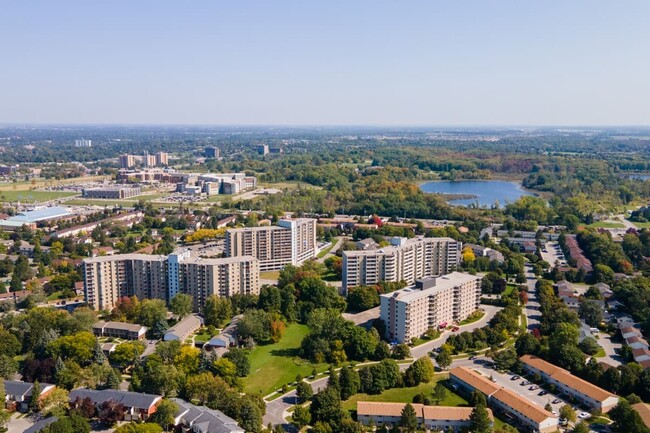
xmin=579 ymin=412 xmax=590 ymax=419
xmin=539 ymin=390 xmax=548 ymax=396
xmin=511 ymin=375 xmax=520 ymax=381
xmin=552 ymin=398 xmax=562 ymax=404
xmin=521 ymin=380 xmax=530 ymax=386
xmin=529 ymin=385 xmax=539 ymax=390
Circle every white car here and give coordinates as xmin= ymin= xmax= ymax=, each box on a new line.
xmin=579 ymin=412 xmax=590 ymax=419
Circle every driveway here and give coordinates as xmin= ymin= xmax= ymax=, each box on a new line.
xmin=342 ymin=307 xmax=380 ymax=329
xmin=6 ymin=413 xmax=34 ymax=433
xmin=540 ymin=241 xmax=563 ymax=267
xmin=596 ymin=332 xmax=623 ymax=367
xmin=316 ymin=236 xmax=347 ymax=264
xmin=410 ymin=304 xmax=502 ymax=359
xmin=523 ymin=264 xmax=541 ymax=331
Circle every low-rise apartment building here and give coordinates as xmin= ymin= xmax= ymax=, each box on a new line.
xmin=164 ymin=314 xmax=204 ymax=342
xmin=69 ymin=389 xmax=162 ymax=422
xmin=380 ymin=272 xmax=481 ymax=343
xmin=450 ymin=367 xmax=558 ymax=433
xmin=225 ymin=218 xmax=317 ymax=271
xmin=520 ymin=355 xmax=619 ymax=413
xmin=82 ymin=186 xmax=142 ymax=199
xmin=93 ymin=321 xmax=147 ymax=340
xmin=343 ymin=237 xmax=461 ymax=291
xmin=357 ymin=402 xmax=491 ymax=432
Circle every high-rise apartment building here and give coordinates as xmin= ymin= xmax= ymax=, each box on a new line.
xmin=120 ymin=154 xmax=136 ymax=169
xmin=380 ymin=272 xmax=481 ymax=343
xmin=155 ymin=152 xmax=168 ymax=166
xmin=83 ymin=253 xmax=259 ymax=311
xmin=342 ymin=237 xmax=461 ymax=291
xmin=205 ymin=147 xmax=220 ymax=158
xmin=75 ymin=139 xmax=92 ymax=147
xmin=225 ymin=218 xmax=317 ymax=271
xmin=143 ymin=153 xmax=157 ymax=168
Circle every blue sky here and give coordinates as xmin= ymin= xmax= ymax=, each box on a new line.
xmin=1 ymin=1 xmax=648 ymax=125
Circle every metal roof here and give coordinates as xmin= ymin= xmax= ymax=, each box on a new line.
xmin=8 ymin=207 xmax=71 ymax=223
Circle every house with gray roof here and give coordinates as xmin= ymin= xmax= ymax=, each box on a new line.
xmin=93 ymin=321 xmax=147 ymax=340
xmin=164 ymin=314 xmax=203 ymax=342
xmin=171 ymin=398 xmax=245 ymax=433
xmin=4 ymin=380 xmax=56 ymax=411
xmin=69 ymin=389 xmax=162 ymax=421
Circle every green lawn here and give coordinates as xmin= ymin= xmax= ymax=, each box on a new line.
xmin=459 ymin=310 xmax=485 ymax=326
xmin=0 ymin=190 xmax=77 ymax=203
xmin=631 ymin=221 xmax=650 ymax=228
xmin=260 ymin=270 xmax=281 ymax=280
xmin=502 ymin=284 xmax=517 ymax=297
xmin=317 ymin=243 xmax=335 ymax=259
xmin=341 ymin=375 xmax=467 ymax=412
xmin=243 ymin=324 xmax=326 ymax=396
xmin=46 ymin=291 xmax=64 ymax=301
xmin=588 ymin=222 xmax=625 ymax=229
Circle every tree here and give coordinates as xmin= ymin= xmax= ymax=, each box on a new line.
xmin=435 ymin=344 xmax=453 ymax=370
xmin=579 ymin=337 xmax=601 ymax=356
xmin=470 ymin=402 xmax=493 ymax=433
xmin=29 ymin=380 xmax=42 ymax=413
xmin=433 ymin=382 xmax=448 ymax=405
xmin=296 ymin=380 xmax=313 ymax=403
xmin=106 ymin=368 xmax=121 ymax=389
xmin=98 ymin=399 xmax=126 ymax=426
xmin=292 ymin=405 xmax=311 ymax=429
xmin=223 ymin=348 xmax=251 ymax=377
xmin=491 ymin=347 xmax=518 ymax=371
xmin=399 ymin=403 xmax=418 ymax=433
xmin=560 ymin=404 xmax=577 ymax=423
xmin=41 ymin=388 xmax=69 ymax=417
xmin=150 ymin=399 xmax=178 ymax=431
xmin=579 ymin=299 xmax=604 ymax=327
xmin=392 ymin=343 xmax=411 ymax=360
xmin=405 ymin=356 xmax=435 ymax=386
xmin=169 ymin=293 xmax=193 ymax=319
xmin=203 ymin=296 xmax=232 ymax=327
xmin=610 ymin=400 xmax=650 ymax=433
xmin=340 ymin=366 xmax=360 ymax=400
xmin=110 ymin=341 xmax=145 ymax=368
xmin=574 ymin=421 xmax=590 ymax=433
xmin=139 ymin=299 xmax=168 ymax=328
xmin=310 ymin=386 xmax=343 ymax=427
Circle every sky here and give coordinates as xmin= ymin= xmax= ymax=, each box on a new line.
xmin=1 ymin=1 xmax=649 ymax=126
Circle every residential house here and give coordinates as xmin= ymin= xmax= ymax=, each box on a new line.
xmin=449 ymin=367 xmax=557 ymax=433
xmin=69 ymin=389 xmax=162 ymax=421
xmin=164 ymin=314 xmax=203 ymax=342
xmin=93 ymin=321 xmax=147 ymax=340
xmin=171 ymin=398 xmax=245 ymax=433
xmin=520 ymin=355 xmax=619 ymax=413
xmin=4 ymin=380 xmax=56 ymax=412
xmin=632 ymin=403 xmax=650 ymax=430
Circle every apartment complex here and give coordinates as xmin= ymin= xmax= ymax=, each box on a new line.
xmin=75 ymin=139 xmax=92 ymax=147
xmin=380 ymin=272 xmax=481 ymax=343
xmin=93 ymin=321 xmax=147 ymax=340
xmin=120 ymin=154 xmax=136 ymax=169
xmin=450 ymin=367 xmax=558 ymax=433
xmin=520 ymin=355 xmax=619 ymax=413
xmin=83 ymin=253 xmax=259 ymax=311
xmin=342 ymin=237 xmax=461 ymax=291
xmin=225 ymin=218 xmax=317 ymax=271
xmin=357 ymin=402 xmax=492 ymax=432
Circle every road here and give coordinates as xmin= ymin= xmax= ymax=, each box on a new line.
xmin=263 ymin=304 xmax=502 ymax=429
xmin=540 ymin=241 xmax=563 ymax=267
xmin=410 ymin=304 xmax=501 ymax=359
xmin=316 ymin=236 xmax=347 ymax=264
xmin=523 ymin=264 xmax=541 ymax=331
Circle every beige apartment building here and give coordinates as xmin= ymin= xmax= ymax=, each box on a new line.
xmin=225 ymin=218 xmax=317 ymax=271
xmin=380 ymin=272 xmax=481 ymax=343
xmin=83 ymin=253 xmax=259 ymax=311
xmin=342 ymin=237 xmax=461 ymax=291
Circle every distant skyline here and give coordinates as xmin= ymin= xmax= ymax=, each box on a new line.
xmin=1 ymin=1 xmax=649 ymax=126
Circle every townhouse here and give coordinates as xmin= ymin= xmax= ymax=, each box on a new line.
xmin=69 ymin=389 xmax=162 ymax=422
xmin=357 ymin=402 xmax=492 ymax=432
xmin=449 ymin=367 xmax=558 ymax=433
xmin=520 ymin=355 xmax=619 ymax=413
xmin=4 ymin=380 xmax=57 ymax=412
xmin=171 ymin=398 xmax=245 ymax=433
xmin=92 ymin=321 xmax=147 ymax=340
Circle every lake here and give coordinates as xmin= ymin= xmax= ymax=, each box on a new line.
xmin=420 ymin=180 xmax=533 ymax=207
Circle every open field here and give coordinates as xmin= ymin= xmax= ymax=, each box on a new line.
xmin=341 ymin=374 xmax=467 ymax=412
xmin=0 ymin=190 xmax=78 ymax=203
xmin=243 ymin=323 xmax=326 ymax=396
xmin=260 ymin=270 xmax=281 ymax=280
xmin=588 ymin=222 xmax=625 ymax=229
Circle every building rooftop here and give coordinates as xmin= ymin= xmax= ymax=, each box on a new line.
xmin=449 ymin=366 xmax=499 ymax=396
xmin=93 ymin=321 xmax=146 ymax=333
xmin=69 ymin=389 xmax=161 ymax=410
xmin=633 ymin=403 xmax=650 ymax=429
xmin=381 ymin=272 xmax=480 ymax=304
xmin=520 ymin=355 xmax=616 ymax=403
xmin=7 ymin=206 xmax=71 ymax=223
xmin=165 ymin=314 xmax=203 ymax=340
xmin=357 ymin=402 xmax=491 ymax=421
xmin=344 ymin=236 xmax=457 ymax=257
xmin=493 ymin=388 xmax=555 ymax=423
xmin=171 ymin=398 xmax=244 ymax=433
xmin=84 ymin=253 xmax=168 ymax=263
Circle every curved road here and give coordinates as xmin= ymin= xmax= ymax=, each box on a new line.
xmin=263 ymin=304 xmax=502 ymax=429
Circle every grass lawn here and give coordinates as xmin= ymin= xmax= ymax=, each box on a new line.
xmin=594 ymin=347 xmax=606 ymax=358
xmin=316 ymin=243 xmax=334 ymax=259
xmin=243 ymin=324 xmax=326 ymax=396
xmin=0 ymin=190 xmax=77 ymax=203
xmin=588 ymin=222 xmax=625 ymax=229
xmin=341 ymin=375 xmax=467 ymax=412
xmin=46 ymin=291 xmax=64 ymax=301
xmin=193 ymin=329 xmax=213 ymax=344
xmin=260 ymin=270 xmax=281 ymax=280
xmin=502 ymin=284 xmax=517 ymax=297
xmin=459 ymin=310 xmax=485 ymax=326
xmin=631 ymin=221 xmax=650 ymax=228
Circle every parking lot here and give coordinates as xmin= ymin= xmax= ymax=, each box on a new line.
xmin=541 ymin=241 xmax=567 ymax=267
xmin=469 ymin=361 xmax=594 ymax=425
